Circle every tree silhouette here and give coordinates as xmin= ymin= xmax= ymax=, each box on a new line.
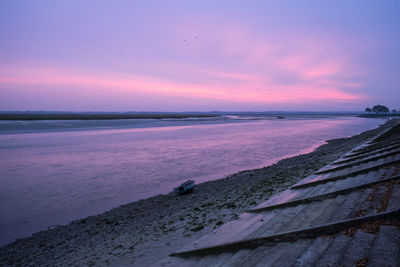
xmin=372 ymin=105 xmax=389 ymax=114
xmin=365 ymin=107 xmax=372 ymax=113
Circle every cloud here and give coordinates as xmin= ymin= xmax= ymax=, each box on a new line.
xmin=0 ymin=64 xmax=365 ymax=107
xmin=0 ymin=17 xmax=369 ymax=110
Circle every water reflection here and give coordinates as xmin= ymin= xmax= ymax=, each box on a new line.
xmin=0 ymin=116 xmax=383 ymax=245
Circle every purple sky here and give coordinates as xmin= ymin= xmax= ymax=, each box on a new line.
xmin=1 ymin=1 xmax=399 ymax=112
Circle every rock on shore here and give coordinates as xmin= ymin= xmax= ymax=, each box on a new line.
xmin=0 ymin=120 xmax=393 ymax=266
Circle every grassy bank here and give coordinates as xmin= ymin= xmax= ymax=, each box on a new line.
xmin=359 ymin=114 xmax=400 ymax=118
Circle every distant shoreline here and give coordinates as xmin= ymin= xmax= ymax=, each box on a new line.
xmin=359 ymin=113 xmax=400 ymax=118
xmin=0 ymin=111 xmax=368 ymax=121
xmin=0 ymin=112 xmax=367 ymax=122
xmin=0 ymin=113 xmax=220 ymax=121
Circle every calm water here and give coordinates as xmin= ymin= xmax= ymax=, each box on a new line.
xmin=0 ymin=116 xmax=384 ymax=245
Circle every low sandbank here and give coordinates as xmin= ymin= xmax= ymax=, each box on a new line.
xmin=0 ymin=113 xmax=219 ymax=121
xmin=0 ymin=120 xmax=394 ymax=266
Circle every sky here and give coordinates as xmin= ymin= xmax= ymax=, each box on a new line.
xmin=0 ymin=1 xmax=399 ymax=112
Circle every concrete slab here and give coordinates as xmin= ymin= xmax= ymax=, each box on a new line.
xmin=368 ymin=226 xmax=400 ymax=267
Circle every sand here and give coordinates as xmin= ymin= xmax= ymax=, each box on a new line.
xmin=0 ymin=120 xmax=393 ymax=266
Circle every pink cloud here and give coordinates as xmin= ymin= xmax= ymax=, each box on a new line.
xmin=0 ymin=23 xmax=368 ymax=109
xmin=0 ymin=65 xmax=365 ymax=106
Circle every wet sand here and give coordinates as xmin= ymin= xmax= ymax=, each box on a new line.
xmin=0 ymin=120 xmax=393 ymax=266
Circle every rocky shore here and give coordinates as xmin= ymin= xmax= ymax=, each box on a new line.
xmin=0 ymin=120 xmax=393 ymax=266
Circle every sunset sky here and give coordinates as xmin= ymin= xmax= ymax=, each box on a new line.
xmin=1 ymin=1 xmax=399 ymax=112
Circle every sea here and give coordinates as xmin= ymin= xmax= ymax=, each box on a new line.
xmin=0 ymin=114 xmax=385 ymax=246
